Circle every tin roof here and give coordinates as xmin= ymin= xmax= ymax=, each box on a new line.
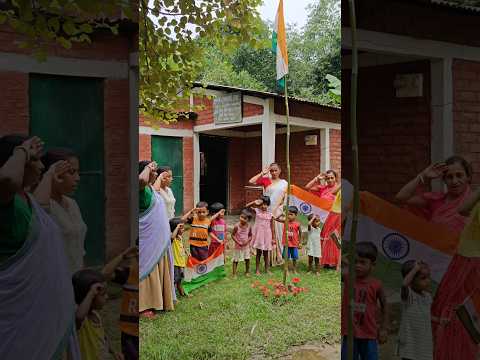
xmin=192 ymin=82 xmax=341 ymax=111
xmin=422 ymin=0 xmax=480 ymax=12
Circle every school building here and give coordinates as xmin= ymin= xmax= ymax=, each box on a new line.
xmin=342 ymin=0 xmax=480 ymax=201
xmin=139 ymin=83 xmax=341 ymax=215
xmin=0 ymin=15 xmax=138 ymax=264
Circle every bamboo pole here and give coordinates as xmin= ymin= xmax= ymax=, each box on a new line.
xmin=347 ymin=0 xmax=359 ymax=359
xmin=283 ymin=76 xmax=291 ymax=286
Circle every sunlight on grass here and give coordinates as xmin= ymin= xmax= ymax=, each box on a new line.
xmin=140 ymin=261 xmax=340 ymax=360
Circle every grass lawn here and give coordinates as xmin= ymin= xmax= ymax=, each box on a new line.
xmin=140 ymin=259 xmax=340 ymax=360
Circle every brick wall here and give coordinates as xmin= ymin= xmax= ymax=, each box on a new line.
xmin=274 ymin=98 xmax=340 ymax=123
xmin=104 ymin=79 xmax=131 ymax=260
xmin=139 ymin=133 xmax=151 ymax=161
xmin=453 ymin=59 xmax=480 ymax=186
xmin=342 ymin=61 xmax=431 ymax=201
xmin=243 ymin=102 xmax=264 ymax=117
xmin=330 ymin=128 xmax=341 ymax=177
xmin=0 ymin=71 xmax=29 ymax=135
xmin=183 ymin=137 xmax=194 ymax=212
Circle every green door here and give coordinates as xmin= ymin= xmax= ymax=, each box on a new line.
xmin=151 ymin=136 xmax=184 ymax=215
xmin=29 ymin=74 xmax=105 ymax=266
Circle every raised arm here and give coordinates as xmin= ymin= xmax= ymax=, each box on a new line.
xmin=102 ymin=246 xmax=138 ymax=280
xmin=139 ymin=161 xmax=157 ymax=190
xmin=459 ymin=187 xmax=480 ymax=216
xmin=400 ymin=261 xmax=421 ymax=300
xmin=210 ymin=208 xmax=226 ymax=222
xmin=75 ymin=283 xmax=103 ymax=328
xmin=33 ymin=160 xmax=71 ymax=207
xmin=181 ymin=207 xmax=196 ymax=222
xmin=246 ymin=199 xmax=262 ymax=209
xmin=0 ymin=137 xmax=43 ymax=204
xmin=395 ymin=163 xmax=448 ymax=207
xmin=305 ymin=174 xmax=323 ymax=191
xmin=248 ymin=166 xmax=270 ymax=185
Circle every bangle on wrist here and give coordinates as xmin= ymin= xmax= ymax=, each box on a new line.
xmin=14 ymin=146 xmax=30 ymax=162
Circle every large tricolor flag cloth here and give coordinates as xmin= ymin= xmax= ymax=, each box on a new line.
xmin=343 ymin=192 xmax=460 ymax=284
xmin=289 ymin=185 xmax=333 ymax=224
xmin=183 ymin=243 xmax=226 ymax=294
xmin=272 ymin=0 xmax=288 ymax=88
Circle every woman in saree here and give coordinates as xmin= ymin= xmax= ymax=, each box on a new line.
xmin=306 ymin=170 xmax=341 ymax=268
xmin=249 ymin=163 xmax=288 ymax=265
xmin=34 ymin=148 xmax=87 ymax=275
xmin=395 ymin=156 xmax=475 ymax=359
xmin=139 ymin=160 xmax=176 ymax=318
xmin=0 ymin=135 xmax=80 ymax=359
xmin=153 ymin=165 xmax=176 ymax=220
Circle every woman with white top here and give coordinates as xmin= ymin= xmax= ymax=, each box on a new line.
xmin=153 ymin=165 xmax=176 ymax=220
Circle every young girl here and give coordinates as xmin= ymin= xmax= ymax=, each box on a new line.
xmin=209 ymin=202 xmax=227 ymax=256
xmin=231 ymin=209 xmax=253 ymax=277
xmin=170 ymin=217 xmax=188 ymax=297
xmin=247 ymin=196 xmax=274 ymax=275
xmin=274 ymin=206 xmax=302 ymax=274
xmin=307 ymin=214 xmax=322 ymax=275
xmin=397 ymin=260 xmax=433 ymax=360
xmin=73 ymin=270 xmax=124 ymax=360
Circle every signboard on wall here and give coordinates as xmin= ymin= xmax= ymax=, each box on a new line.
xmin=213 ymin=92 xmax=242 ymax=124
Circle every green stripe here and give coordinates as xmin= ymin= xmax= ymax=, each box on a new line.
xmin=183 ymin=265 xmax=226 ymax=295
xmin=271 ymin=31 xmax=277 ymax=53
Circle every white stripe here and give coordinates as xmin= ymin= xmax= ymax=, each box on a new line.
xmin=276 ymin=46 xmax=288 ymax=80
xmin=184 ymin=254 xmax=224 ymax=282
xmin=290 ymin=196 xmax=330 ymax=222
xmin=344 ymin=214 xmax=452 ymax=283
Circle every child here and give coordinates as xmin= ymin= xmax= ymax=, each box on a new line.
xmin=341 ymin=242 xmax=388 ymax=360
xmin=231 ymin=209 xmax=253 ymax=277
xmin=397 ymin=260 xmax=432 ymax=360
xmin=209 ymin=202 xmax=227 ymax=256
xmin=247 ymin=196 xmax=274 ymax=275
xmin=307 ymin=214 xmax=322 ymax=275
xmin=274 ymin=206 xmax=302 ymax=274
xmin=73 ymin=245 xmax=136 ymax=360
xmin=170 ymin=217 xmax=188 ymax=297
xmin=182 ymin=201 xmax=224 ymax=261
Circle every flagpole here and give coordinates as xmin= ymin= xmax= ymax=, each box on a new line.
xmin=283 ymin=75 xmax=291 ymax=286
xmin=347 ymin=0 xmax=359 ymax=359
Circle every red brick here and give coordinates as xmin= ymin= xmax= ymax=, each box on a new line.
xmin=0 ymin=72 xmax=29 ymax=135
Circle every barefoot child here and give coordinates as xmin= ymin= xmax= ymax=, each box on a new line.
xmin=182 ymin=202 xmax=224 ymax=261
xmin=341 ymin=242 xmax=389 ymax=360
xmin=307 ymin=214 xmax=322 ymax=275
xmin=169 ymin=217 xmax=188 ymax=297
xmin=397 ymin=260 xmax=432 ymax=360
xmin=209 ymin=202 xmax=227 ymax=256
xmin=274 ymin=206 xmax=302 ymax=274
xmin=247 ymin=196 xmax=274 ymax=275
xmin=231 ymin=209 xmax=253 ymax=277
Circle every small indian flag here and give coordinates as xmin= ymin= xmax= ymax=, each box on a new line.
xmin=343 ymin=192 xmax=460 ymax=284
xmin=289 ymin=185 xmax=333 ymax=225
xmin=183 ymin=243 xmax=226 ymax=294
xmin=272 ymin=0 xmax=288 ymax=89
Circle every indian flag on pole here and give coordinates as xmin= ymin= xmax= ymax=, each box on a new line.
xmin=289 ymin=185 xmax=333 ymax=225
xmin=183 ymin=243 xmax=226 ymax=294
xmin=272 ymin=0 xmax=288 ymax=89
xmin=343 ymin=192 xmax=460 ymax=285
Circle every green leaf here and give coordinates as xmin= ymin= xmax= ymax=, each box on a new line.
xmin=47 ymin=17 xmax=60 ymax=32
xmin=79 ymin=23 xmax=93 ymax=33
xmin=62 ymin=20 xmax=77 ymax=35
xmin=57 ymin=36 xmax=72 ymax=49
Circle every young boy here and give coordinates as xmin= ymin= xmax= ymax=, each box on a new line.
xmin=208 ymin=202 xmax=227 ymax=256
xmin=231 ymin=209 xmax=253 ymax=277
xmin=341 ymin=242 xmax=388 ymax=360
xmin=182 ymin=201 xmax=224 ymax=261
xmin=170 ymin=217 xmax=188 ymax=297
xmin=274 ymin=206 xmax=302 ymax=274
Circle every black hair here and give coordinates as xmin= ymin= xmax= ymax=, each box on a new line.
xmin=240 ymin=209 xmax=252 ymax=221
xmin=326 ymin=169 xmax=338 ymax=179
xmin=308 ymin=213 xmax=317 ymax=221
xmin=0 ymin=134 xmax=29 ymax=167
xmin=401 ymin=260 xmax=418 ymax=278
xmin=356 ymin=242 xmax=378 ymax=263
xmin=138 ymin=160 xmax=151 ymax=174
xmin=169 ymin=217 xmax=184 ymax=233
xmin=158 ymin=165 xmax=171 ymax=174
xmin=196 ymin=201 xmax=208 ymax=209
xmin=72 ymin=269 xmax=106 ymax=305
xmin=42 ymin=147 xmax=77 ymax=170
xmin=269 ymin=162 xmax=281 ymax=170
xmin=444 ymin=155 xmax=473 ymax=180
xmin=288 ymin=206 xmax=299 ymax=215
xmin=135 ymin=237 xmax=139 ymax=246
xmin=259 ymin=195 xmax=271 ymax=206
xmin=210 ymin=202 xmax=225 ymax=212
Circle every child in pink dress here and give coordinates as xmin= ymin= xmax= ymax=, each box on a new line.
xmin=247 ymin=196 xmax=274 ymax=275
xmin=208 ymin=202 xmax=227 ymax=256
xmin=231 ymin=210 xmax=253 ymax=277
